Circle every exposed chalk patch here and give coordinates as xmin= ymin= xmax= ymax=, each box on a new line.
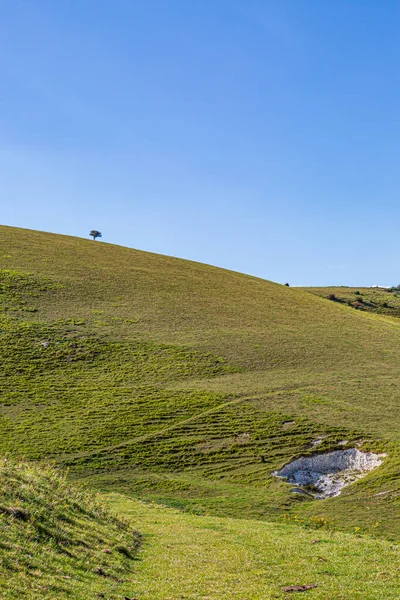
xmin=273 ymin=448 xmax=385 ymax=499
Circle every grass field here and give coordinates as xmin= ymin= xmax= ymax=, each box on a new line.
xmin=2 ymin=460 xmax=398 ymax=600
xmin=0 ymin=225 xmax=399 ymax=597
xmin=106 ymin=493 xmax=400 ymax=600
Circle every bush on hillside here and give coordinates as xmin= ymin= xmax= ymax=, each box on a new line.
xmin=352 ymin=301 xmax=364 ymax=309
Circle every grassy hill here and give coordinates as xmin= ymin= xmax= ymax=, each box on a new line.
xmin=1 ymin=459 xmax=399 ymax=599
xmin=0 ymin=459 xmax=141 ymax=599
xmin=301 ymin=286 xmax=400 ymax=319
xmin=0 ymin=224 xmax=399 ymax=549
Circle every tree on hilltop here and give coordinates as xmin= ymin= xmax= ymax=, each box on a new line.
xmin=89 ymin=230 xmax=102 ymax=241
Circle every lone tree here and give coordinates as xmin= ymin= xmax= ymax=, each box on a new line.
xmin=89 ymin=230 xmax=102 ymax=241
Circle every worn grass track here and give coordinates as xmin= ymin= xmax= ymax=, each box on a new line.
xmin=106 ymin=493 xmax=400 ymax=600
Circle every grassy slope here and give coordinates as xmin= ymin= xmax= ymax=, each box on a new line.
xmin=2 ymin=459 xmax=398 ymax=600
xmin=0 ymin=460 xmax=141 ymax=600
xmin=0 ymin=225 xmax=399 ymax=542
xmin=301 ymin=286 xmax=400 ymax=319
xmin=107 ymin=493 xmax=400 ymax=600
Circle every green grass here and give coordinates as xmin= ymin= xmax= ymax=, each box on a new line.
xmin=301 ymin=285 xmax=400 ymax=319
xmin=0 ymin=460 xmax=141 ymax=599
xmin=0 ymin=224 xmax=400 ymax=597
xmin=106 ymin=493 xmax=400 ymax=599
xmin=3 ymin=460 xmax=399 ymax=600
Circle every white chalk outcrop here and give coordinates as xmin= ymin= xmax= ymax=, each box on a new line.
xmin=273 ymin=448 xmax=385 ymax=499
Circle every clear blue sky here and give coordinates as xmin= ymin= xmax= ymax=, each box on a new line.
xmin=1 ymin=0 xmax=400 ymax=286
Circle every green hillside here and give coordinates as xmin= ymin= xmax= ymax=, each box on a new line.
xmin=0 ymin=459 xmax=141 ymax=600
xmin=0 ymin=224 xmax=399 ymax=548
xmin=302 ymin=286 xmax=400 ymax=319
xmin=2 ymin=460 xmax=399 ymax=599
xmin=107 ymin=493 xmax=400 ymax=600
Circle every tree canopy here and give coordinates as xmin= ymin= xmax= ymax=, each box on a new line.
xmin=89 ymin=230 xmax=102 ymax=241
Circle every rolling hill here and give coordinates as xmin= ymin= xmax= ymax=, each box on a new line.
xmin=0 ymin=224 xmax=399 ymax=597
xmin=0 ymin=225 xmax=399 ymax=536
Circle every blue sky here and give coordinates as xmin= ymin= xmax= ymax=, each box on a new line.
xmin=1 ymin=0 xmax=400 ymax=286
